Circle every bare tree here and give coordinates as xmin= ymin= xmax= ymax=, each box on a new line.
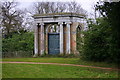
xmin=33 ymin=2 xmax=66 ymax=14
xmin=1 ymin=1 xmax=25 ymax=37
xmin=56 ymin=2 xmax=67 ymax=13
xmin=67 ymin=1 xmax=87 ymax=15
xmin=33 ymin=1 xmax=87 ymax=15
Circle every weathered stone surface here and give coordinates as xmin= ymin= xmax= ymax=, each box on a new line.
xmin=59 ymin=22 xmax=64 ymax=54
xmin=71 ymin=22 xmax=79 ymax=54
xmin=66 ymin=22 xmax=71 ymax=54
xmin=40 ymin=23 xmax=44 ymax=55
xmin=38 ymin=25 xmax=41 ymax=55
xmin=34 ymin=24 xmax=38 ymax=57
xmin=33 ymin=13 xmax=85 ymax=55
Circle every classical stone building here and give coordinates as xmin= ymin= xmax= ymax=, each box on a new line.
xmin=33 ymin=13 xmax=86 ymax=57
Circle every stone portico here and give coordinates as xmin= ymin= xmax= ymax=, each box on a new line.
xmin=33 ymin=13 xmax=85 ymax=56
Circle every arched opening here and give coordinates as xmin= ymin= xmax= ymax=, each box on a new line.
xmin=47 ymin=24 xmax=60 ymax=33
xmin=46 ymin=24 xmax=60 ymax=55
xmin=76 ymin=25 xmax=82 ymax=54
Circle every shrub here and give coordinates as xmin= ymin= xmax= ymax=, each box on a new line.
xmin=2 ymin=31 xmax=34 ymax=57
xmin=81 ymin=18 xmax=119 ymax=63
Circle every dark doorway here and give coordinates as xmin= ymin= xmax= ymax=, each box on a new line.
xmin=48 ymin=33 xmax=60 ymax=54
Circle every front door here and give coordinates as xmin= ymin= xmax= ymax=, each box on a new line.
xmin=48 ymin=33 xmax=60 ymax=54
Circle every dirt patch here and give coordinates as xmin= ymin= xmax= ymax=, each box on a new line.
xmin=1 ymin=61 xmax=119 ymax=71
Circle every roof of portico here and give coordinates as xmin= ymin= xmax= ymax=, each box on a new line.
xmin=33 ymin=12 xmax=86 ymax=19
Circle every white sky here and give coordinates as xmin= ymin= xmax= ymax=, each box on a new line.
xmin=14 ymin=0 xmax=99 ymax=18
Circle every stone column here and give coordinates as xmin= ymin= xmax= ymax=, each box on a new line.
xmin=66 ymin=22 xmax=71 ymax=54
xmin=59 ymin=22 xmax=63 ymax=54
xmin=71 ymin=22 xmax=79 ymax=54
xmin=45 ymin=24 xmax=50 ymax=55
xmin=40 ymin=23 xmax=44 ymax=55
xmin=38 ymin=24 xmax=41 ymax=55
xmin=34 ymin=23 xmax=38 ymax=57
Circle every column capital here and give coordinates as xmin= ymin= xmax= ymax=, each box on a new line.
xmin=65 ymin=22 xmax=72 ymax=24
xmin=40 ymin=22 xmax=44 ymax=26
xmin=35 ymin=23 xmax=39 ymax=26
xmin=58 ymin=22 xmax=63 ymax=25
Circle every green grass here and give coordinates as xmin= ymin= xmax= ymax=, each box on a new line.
xmin=2 ymin=58 xmax=117 ymax=68
xmin=2 ymin=63 xmax=118 ymax=78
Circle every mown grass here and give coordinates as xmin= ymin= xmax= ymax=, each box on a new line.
xmin=2 ymin=58 xmax=117 ymax=68
xmin=2 ymin=63 xmax=118 ymax=78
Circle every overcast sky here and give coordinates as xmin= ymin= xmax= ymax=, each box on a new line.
xmin=15 ymin=0 xmax=99 ymax=18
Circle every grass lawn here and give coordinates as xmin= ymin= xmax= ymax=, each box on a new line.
xmin=2 ymin=58 xmax=119 ymax=78
xmin=2 ymin=63 xmax=118 ymax=78
xmin=3 ymin=58 xmax=117 ymax=68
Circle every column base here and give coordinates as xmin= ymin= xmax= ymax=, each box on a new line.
xmin=33 ymin=54 xmax=38 ymax=57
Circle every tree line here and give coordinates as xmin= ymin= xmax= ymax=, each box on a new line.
xmin=1 ymin=1 xmax=86 ymax=57
xmin=1 ymin=1 xmax=87 ymax=37
xmin=33 ymin=1 xmax=87 ymax=14
xmin=81 ymin=1 xmax=120 ymax=63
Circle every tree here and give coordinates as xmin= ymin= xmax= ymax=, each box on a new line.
xmin=82 ymin=18 xmax=111 ymax=62
xmin=2 ymin=31 xmax=34 ymax=52
xmin=1 ymin=1 xmax=25 ymax=37
xmin=96 ymin=1 xmax=120 ymax=63
xmin=2 ymin=31 xmax=34 ymax=58
xmin=33 ymin=2 xmax=66 ymax=14
xmin=81 ymin=1 xmax=120 ymax=63
xmin=33 ymin=1 xmax=87 ymax=15
xmin=67 ymin=1 xmax=86 ymax=14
